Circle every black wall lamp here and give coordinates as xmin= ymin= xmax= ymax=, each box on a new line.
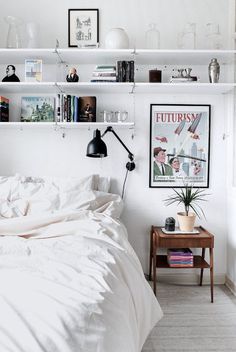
xmin=86 ymin=126 xmax=135 ymax=171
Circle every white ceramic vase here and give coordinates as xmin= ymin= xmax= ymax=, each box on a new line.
xmin=105 ymin=28 xmax=129 ymax=49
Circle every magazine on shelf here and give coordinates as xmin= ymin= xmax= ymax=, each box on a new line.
xmin=21 ymin=97 xmax=55 ymax=122
xmin=25 ymin=59 xmax=43 ymax=82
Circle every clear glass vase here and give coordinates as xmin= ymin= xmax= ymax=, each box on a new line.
xmin=145 ymin=23 xmax=160 ymax=49
xmin=178 ymin=23 xmax=196 ymax=50
xmin=206 ymin=23 xmax=222 ymax=49
xmin=5 ymin=16 xmax=23 ymax=48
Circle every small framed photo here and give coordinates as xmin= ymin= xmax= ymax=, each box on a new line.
xmin=25 ymin=59 xmax=42 ymax=82
xmin=68 ymin=9 xmax=99 ymax=48
xmin=150 ymin=104 xmax=211 ymax=188
xmin=78 ymin=96 xmax=96 ymax=122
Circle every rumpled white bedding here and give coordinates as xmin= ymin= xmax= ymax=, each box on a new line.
xmin=0 ymin=177 xmax=163 ymax=352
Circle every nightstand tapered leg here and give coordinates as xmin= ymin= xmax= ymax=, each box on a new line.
xmin=200 ymin=248 xmax=205 ymax=286
xmin=149 ymin=228 xmax=153 ymax=281
xmin=210 ymin=247 xmax=214 ymax=303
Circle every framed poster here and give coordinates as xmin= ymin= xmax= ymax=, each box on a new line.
xmin=149 ymin=104 xmax=211 ymax=188
xmin=68 ymin=9 xmax=99 ymax=48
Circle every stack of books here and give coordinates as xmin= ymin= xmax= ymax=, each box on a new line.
xmin=116 ymin=61 xmax=134 ymax=82
xmin=91 ymin=65 xmax=116 ymax=82
xmin=167 ymin=248 xmax=193 ymax=267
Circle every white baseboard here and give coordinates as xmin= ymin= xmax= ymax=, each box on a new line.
xmin=225 ymin=275 xmax=236 ymax=295
xmin=155 ymin=272 xmax=225 ymax=285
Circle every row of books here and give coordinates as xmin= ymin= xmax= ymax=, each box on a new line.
xmin=56 ymin=95 xmax=96 ymax=123
xmin=167 ymin=248 xmax=193 ymax=267
xmin=1 ymin=95 xmax=97 ymax=123
xmin=0 ymin=96 xmax=9 ymax=122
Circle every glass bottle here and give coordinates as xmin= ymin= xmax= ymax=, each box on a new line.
xmin=5 ymin=16 xmax=23 ymax=48
xmin=206 ymin=23 xmax=222 ymax=49
xmin=145 ymin=23 xmax=160 ymax=49
xmin=180 ymin=23 xmax=196 ymax=50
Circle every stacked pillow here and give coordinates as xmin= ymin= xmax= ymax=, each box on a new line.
xmin=0 ymin=174 xmax=117 ymax=218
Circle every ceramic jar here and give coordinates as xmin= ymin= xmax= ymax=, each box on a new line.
xmin=105 ymin=28 xmax=129 ymax=49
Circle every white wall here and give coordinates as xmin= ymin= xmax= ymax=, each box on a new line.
xmin=0 ymin=0 xmax=230 ymax=279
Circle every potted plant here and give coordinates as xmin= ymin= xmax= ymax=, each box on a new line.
xmin=164 ymin=185 xmax=209 ymax=232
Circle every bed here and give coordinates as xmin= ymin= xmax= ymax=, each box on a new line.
xmin=0 ymin=174 xmax=162 ymax=352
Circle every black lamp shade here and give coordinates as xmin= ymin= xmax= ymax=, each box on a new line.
xmin=86 ymin=129 xmax=108 ymax=158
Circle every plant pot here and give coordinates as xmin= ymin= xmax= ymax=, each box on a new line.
xmin=177 ymin=212 xmax=196 ymax=232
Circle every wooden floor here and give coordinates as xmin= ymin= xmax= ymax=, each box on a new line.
xmin=142 ymin=283 xmax=236 ymax=352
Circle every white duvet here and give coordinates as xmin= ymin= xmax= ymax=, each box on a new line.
xmin=0 ymin=178 xmax=163 ymax=352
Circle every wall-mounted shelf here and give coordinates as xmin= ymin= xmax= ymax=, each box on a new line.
xmin=0 ymin=82 xmax=234 ymax=95
xmin=135 ymin=49 xmax=236 ymax=65
xmin=0 ymin=48 xmax=235 ymax=65
xmin=0 ymin=122 xmax=135 ymax=129
xmin=135 ymin=82 xmax=236 ymax=94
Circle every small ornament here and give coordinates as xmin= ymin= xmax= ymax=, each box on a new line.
xmin=66 ymin=67 xmax=79 ymax=82
xmin=165 ymin=217 xmax=176 ymax=231
xmin=2 ymin=64 xmax=20 ymax=82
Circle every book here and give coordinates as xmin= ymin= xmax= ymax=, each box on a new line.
xmin=25 ymin=59 xmax=42 ymax=82
xmin=21 ymin=97 xmax=55 ymax=122
xmin=0 ymin=96 xmax=9 ymax=122
xmin=78 ymin=96 xmax=96 ymax=122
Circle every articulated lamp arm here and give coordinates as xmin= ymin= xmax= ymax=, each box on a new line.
xmin=102 ymin=126 xmax=135 ymax=171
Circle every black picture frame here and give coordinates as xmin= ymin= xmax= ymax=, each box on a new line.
xmin=68 ymin=9 xmax=99 ymax=48
xmin=149 ymin=104 xmax=211 ymax=188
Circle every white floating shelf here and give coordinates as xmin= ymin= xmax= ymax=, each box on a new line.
xmin=0 ymin=48 xmax=235 ymax=65
xmin=58 ymin=48 xmax=134 ymax=64
xmin=0 ymin=82 xmax=56 ymax=94
xmin=59 ymin=82 xmax=134 ymax=94
xmin=0 ymin=49 xmax=57 ymax=64
xmin=135 ymin=49 xmax=236 ymax=65
xmin=0 ymin=122 xmax=134 ymax=129
xmin=0 ymin=81 xmax=234 ymax=95
xmin=135 ymin=82 xmax=236 ymax=94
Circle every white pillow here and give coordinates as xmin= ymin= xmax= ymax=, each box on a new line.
xmin=0 ymin=174 xmax=112 ymax=217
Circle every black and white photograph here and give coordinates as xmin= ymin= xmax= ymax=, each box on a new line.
xmin=68 ymin=9 xmax=99 ymax=48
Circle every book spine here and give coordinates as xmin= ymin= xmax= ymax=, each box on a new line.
xmin=129 ymin=61 xmax=134 ymax=82
xmin=63 ymin=95 xmax=67 ymax=122
xmin=125 ymin=61 xmax=130 ymax=82
xmin=116 ymin=61 xmax=123 ymax=82
xmin=74 ymin=96 xmax=79 ymax=122
xmin=67 ymin=95 xmax=71 ymax=122
xmin=56 ymin=94 xmax=61 ymax=122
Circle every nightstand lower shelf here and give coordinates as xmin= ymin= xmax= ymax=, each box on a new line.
xmin=156 ymin=255 xmax=210 ymax=268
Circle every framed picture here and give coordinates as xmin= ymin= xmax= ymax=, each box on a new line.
xmin=78 ymin=96 xmax=96 ymax=122
xmin=149 ymin=104 xmax=211 ymax=188
xmin=68 ymin=9 xmax=99 ymax=48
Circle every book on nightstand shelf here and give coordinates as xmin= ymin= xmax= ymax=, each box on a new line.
xmin=167 ymin=248 xmax=193 ymax=267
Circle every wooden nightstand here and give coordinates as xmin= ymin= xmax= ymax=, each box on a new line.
xmin=149 ymin=226 xmax=214 ymax=302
